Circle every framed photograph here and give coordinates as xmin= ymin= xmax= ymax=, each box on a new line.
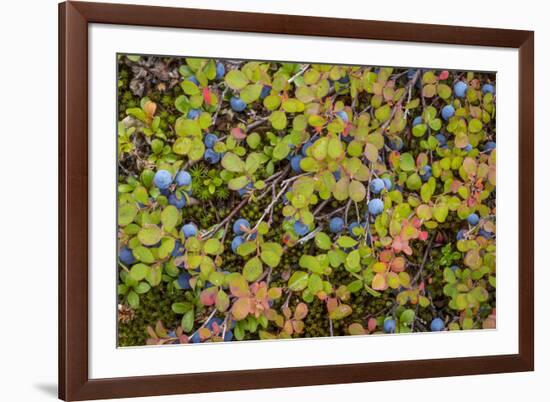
xmin=59 ymin=1 xmax=534 ymax=400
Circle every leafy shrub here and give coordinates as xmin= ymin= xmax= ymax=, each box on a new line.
xmin=117 ymin=55 xmax=496 ymax=346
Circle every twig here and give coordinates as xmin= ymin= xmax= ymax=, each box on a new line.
xmin=201 ymin=196 xmax=250 ymax=239
xmin=329 ymin=318 xmax=334 ymax=336
xmin=288 ymin=64 xmax=310 ymax=84
xmin=189 ymin=308 xmax=218 ymax=340
xmin=380 ymin=70 xmax=421 ymax=131
xmin=412 ymin=234 xmax=436 ymax=284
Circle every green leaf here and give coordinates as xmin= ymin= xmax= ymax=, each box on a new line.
xmin=399 ymin=153 xmax=415 ymax=171
xmin=175 ymin=117 xmax=201 ymax=137
xmin=400 ymin=309 xmax=415 ymax=325
xmin=260 ymin=250 xmax=280 ymax=268
xmin=181 ymin=80 xmax=200 ymax=95
xmin=337 ymin=236 xmax=357 ymax=248
xmin=307 ymin=274 xmax=323 ymax=294
xmin=375 ymin=104 xmax=391 ymax=122
xmin=243 ymin=257 xmax=263 ymax=281
xmin=161 ymin=205 xmax=180 ymax=231
xmin=348 ymin=180 xmax=366 ymax=202
xmin=412 ymin=124 xmax=427 ymax=137
xmin=240 ymin=84 xmax=263 ymax=104
xmin=158 ymin=238 xmax=176 ymax=260
xmin=236 ymin=241 xmax=256 ymax=257
xmin=138 ymin=225 xmax=162 ymax=246
xmin=225 ymin=70 xmax=249 ymax=90
xmin=288 ymin=271 xmax=309 ymax=291
xmin=221 ymin=152 xmax=245 ymax=173
xmin=118 ymin=203 xmax=138 ymax=226
xmin=272 ymin=142 xmax=290 ymax=160
xmin=132 ymin=246 xmax=154 ymax=263
xmin=228 ymin=176 xmax=250 ymax=190
xmin=204 ymin=238 xmax=223 ymax=255
xmin=269 ymin=111 xmax=287 ymax=130
xmin=127 ymin=291 xmax=139 ymax=308
xmin=246 ymin=132 xmax=261 ymax=149
xmin=299 ymin=255 xmax=323 ymax=274
xmin=172 ymin=302 xmax=192 ymax=314
xmin=314 ymin=232 xmax=332 ymax=250
xmin=130 ymin=263 xmax=150 ymax=281
xmin=345 ymin=249 xmax=361 ymax=272
xmin=327 ymin=137 xmax=344 ymax=159
xmin=433 ymin=203 xmax=449 ymax=223
xmin=181 ymin=310 xmax=194 ymax=332
xmin=216 ymin=289 xmax=230 ymax=312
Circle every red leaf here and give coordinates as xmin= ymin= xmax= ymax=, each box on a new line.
xmin=231 ymin=127 xmax=246 ymax=140
xmin=367 ymin=317 xmax=378 ymax=332
xmin=439 ymin=70 xmax=449 ymax=80
xmin=203 ymin=87 xmax=212 ymax=105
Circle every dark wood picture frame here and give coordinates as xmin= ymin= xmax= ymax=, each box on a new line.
xmin=59 ymin=1 xmax=534 ymax=400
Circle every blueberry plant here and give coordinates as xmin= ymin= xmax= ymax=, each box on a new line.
xmin=117 ymin=55 xmax=496 ymax=346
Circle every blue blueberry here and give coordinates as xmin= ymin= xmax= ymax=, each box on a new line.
xmin=435 ymin=133 xmax=447 ymax=147
xmin=450 ymin=265 xmax=459 ymax=272
xmin=412 ymin=116 xmax=423 ymax=126
xmin=204 ymin=133 xmax=219 ymax=149
xmin=175 ymin=170 xmax=192 ymax=187
xmin=336 ymin=110 xmax=349 ymax=123
xmin=441 ymin=104 xmax=455 ymax=121
xmin=182 ymin=223 xmax=198 ymax=238
xmin=368 ymin=198 xmax=384 ymax=216
xmin=467 ymin=213 xmax=480 ymax=226
xmin=231 ymin=236 xmax=245 ymax=253
xmin=382 ymin=178 xmax=392 ymax=191
xmin=230 ymin=97 xmax=247 ymax=112
xmin=407 ymin=69 xmax=418 ymax=80
xmin=484 ymin=141 xmax=496 ymax=152
xmin=290 ymin=155 xmax=303 ymax=173
xmin=260 ymin=85 xmax=271 ymax=99
xmin=188 ymin=75 xmax=199 ymax=86
xmin=153 ymin=170 xmax=173 ymax=190
xmin=430 ymin=318 xmax=445 ymax=332
xmin=383 ymin=318 xmax=396 ymax=333
xmin=389 ymin=137 xmax=404 ymax=151
xmin=456 ymin=229 xmax=467 ymax=240
xmin=177 ymin=271 xmax=191 ymax=290
xmin=168 ymin=192 xmax=186 ymax=209
xmin=206 ymin=317 xmax=224 ymax=331
xmin=482 ymin=83 xmax=495 ymax=95
xmin=419 ymin=165 xmax=432 ymax=182
xmin=478 ymin=228 xmax=493 ymax=239
xmin=189 ymin=332 xmax=201 ymax=343
xmin=453 ymin=81 xmax=468 ymax=98
xmin=233 ymin=218 xmax=250 ymax=235
xmin=215 ymin=62 xmax=225 ymax=80
xmin=237 ymin=182 xmax=253 ymax=197
xmin=369 ymin=178 xmax=385 ymax=194
xmin=301 ymin=141 xmax=313 ymax=156
xmin=294 ymin=220 xmax=310 ymax=236
xmin=329 ymin=217 xmax=345 ymax=233
xmin=119 ymin=247 xmax=135 ymax=265
xmin=171 ymin=240 xmax=184 ymax=257
xmin=187 ymin=108 xmax=200 ymax=119
xmin=223 ymin=330 xmax=234 ymax=341
xmin=333 ymin=169 xmax=342 ymax=181
xmin=463 ymin=143 xmax=473 ymax=152
xmin=338 ymin=75 xmax=350 ymax=84
xmin=204 ymin=149 xmax=221 ymax=164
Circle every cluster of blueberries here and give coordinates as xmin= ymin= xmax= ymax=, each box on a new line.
xmin=230 ymin=218 xmax=257 ymax=253
xmin=456 ymin=212 xmax=494 ymax=241
xmin=383 ymin=317 xmax=445 ymax=333
xmin=153 ymin=169 xmax=192 ymax=209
